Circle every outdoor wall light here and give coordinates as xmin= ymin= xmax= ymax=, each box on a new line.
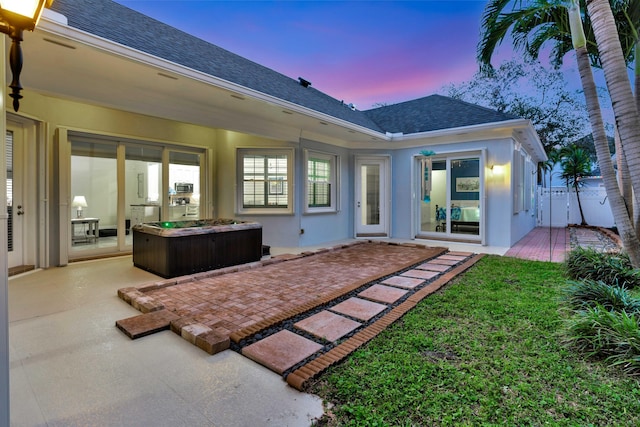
xmin=0 ymin=0 xmax=53 ymax=112
xmin=491 ymin=164 xmax=505 ymax=175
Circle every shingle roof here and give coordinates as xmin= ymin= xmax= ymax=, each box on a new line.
xmin=364 ymin=95 xmax=519 ymax=134
xmin=50 ymin=0 xmax=519 ymax=136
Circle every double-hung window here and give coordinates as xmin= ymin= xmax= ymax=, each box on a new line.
xmin=237 ymin=148 xmax=293 ymax=214
xmin=305 ymin=150 xmax=338 ymax=213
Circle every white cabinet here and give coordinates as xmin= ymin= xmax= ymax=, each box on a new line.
xmin=169 ymin=204 xmax=199 ymax=220
xmin=131 ymin=205 xmax=160 ymax=227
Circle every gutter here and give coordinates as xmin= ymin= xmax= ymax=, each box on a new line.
xmin=38 ymin=10 xmax=386 ymax=140
xmin=391 ymin=118 xmax=547 ymax=163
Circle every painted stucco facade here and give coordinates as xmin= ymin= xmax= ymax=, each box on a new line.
xmin=5 ymin=0 xmax=546 ymax=270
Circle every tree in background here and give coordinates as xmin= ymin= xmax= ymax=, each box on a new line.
xmin=560 ymin=145 xmax=593 ymax=225
xmin=474 ymin=0 xmax=640 ymax=267
xmin=441 ymin=59 xmax=589 ymax=154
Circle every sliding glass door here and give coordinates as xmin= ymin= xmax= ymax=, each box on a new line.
xmin=168 ymin=151 xmax=201 ymax=220
xmin=71 ymin=141 xmax=118 ymax=251
xmin=418 ymin=154 xmax=482 ymax=240
xmin=69 ymin=135 xmax=204 ymax=258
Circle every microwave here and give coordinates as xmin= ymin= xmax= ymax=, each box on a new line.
xmin=174 ymin=182 xmax=193 ymax=193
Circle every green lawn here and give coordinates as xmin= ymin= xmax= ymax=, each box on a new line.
xmin=309 ymin=256 xmax=640 ymax=426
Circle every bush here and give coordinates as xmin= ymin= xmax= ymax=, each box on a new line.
xmin=563 ymin=306 xmax=640 ymax=375
xmin=565 ymin=247 xmax=640 ymax=289
xmin=563 ymin=279 xmax=640 ymax=314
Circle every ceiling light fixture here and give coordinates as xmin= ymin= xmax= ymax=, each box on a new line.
xmin=157 ymin=72 xmax=178 ymax=80
xmin=42 ymin=37 xmax=75 ymax=49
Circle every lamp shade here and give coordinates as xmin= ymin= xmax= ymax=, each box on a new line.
xmin=72 ymin=195 xmax=88 ymax=208
xmin=0 ymin=0 xmax=53 ymax=31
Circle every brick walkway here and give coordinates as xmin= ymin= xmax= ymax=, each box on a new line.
xmin=116 ymin=240 xmax=482 ymax=390
xmin=116 ymin=241 xmax=445 ymax=345
xmin=504 ymin=227 xmax=569 ymax=262
xmin=118 ymin=229 xmax=618 ymax=389
xmin=504 ymin=226 xmax=621 ymax=263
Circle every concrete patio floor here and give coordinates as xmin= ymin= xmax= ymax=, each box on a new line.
xmin=9 ymin=256 xmax=325 ymax=427
xmin=8 ymin=227 xmax=616 ymax=426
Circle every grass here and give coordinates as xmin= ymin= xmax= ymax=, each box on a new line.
xmin=309 ymin=256 xmax=640 ymax=426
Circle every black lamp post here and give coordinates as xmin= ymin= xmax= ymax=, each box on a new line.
xmin=0 ymin=0 xmax=53 ymax=112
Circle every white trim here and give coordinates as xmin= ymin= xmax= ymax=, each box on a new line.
xmin=303 ymin=149 xmax=339 ymax=214
xmin=37 ymin=15 xmax=383 ymax=140
xmin=236 ymin=148 xmax=295 ymax=215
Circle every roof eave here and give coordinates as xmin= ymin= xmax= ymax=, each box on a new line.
xmin=38 ymin=10 xmax=386 ymax=141
xmin=391 ymin=118 xmax=547 ymax=162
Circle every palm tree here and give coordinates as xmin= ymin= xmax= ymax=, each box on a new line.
xmin=560 ymin=145 xmax=591 ymax=225
xmin=585 ymin=0 xmax=640 ymax=210
xmin=567 ymin=0 xmax=640 ymax=264
xmin=478 ymin=0 xmax=640 ymax=266
xmin=478 ymin=0 xmax=638 ymax=71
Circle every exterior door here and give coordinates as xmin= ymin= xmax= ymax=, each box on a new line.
xmin=7 ymin=125 xmax=24 ymax=268
xmin=355 ymin=156 xmax=389 ymax=237
xmin=417 ymin=155 xmax=482 ymax=241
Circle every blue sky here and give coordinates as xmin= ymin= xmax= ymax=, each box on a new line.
xmin=113 ymin=0 xmax=527 ymax=109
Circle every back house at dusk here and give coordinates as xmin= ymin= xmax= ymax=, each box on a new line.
xmin=7 ymin=0 xmax=545 ymax=271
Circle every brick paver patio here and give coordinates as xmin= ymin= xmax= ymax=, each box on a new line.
xmin=116 ymin=228 xmax=618 ymax=390
xmin=117 ymin=241 xmax=445 ymax=344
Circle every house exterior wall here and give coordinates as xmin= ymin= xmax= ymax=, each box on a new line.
xmin=12 ymin=89 xmax=543 ymax=266
xmin=385 ymin=137 xmax=533 ymax=249
xmin=214 ymin=131 xmax=354 ymax=248
xmin=19 ymin=91 xmax=219 ymax=265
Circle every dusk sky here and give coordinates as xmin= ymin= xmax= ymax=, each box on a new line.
xmin=113 ymin=0 xmax=531 ymax=110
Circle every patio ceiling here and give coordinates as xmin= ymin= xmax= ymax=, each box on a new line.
xmin=11 ymin=15 xmax=385 ymax=146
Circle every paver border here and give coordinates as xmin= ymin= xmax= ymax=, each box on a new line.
xmin=285 ymin=253 xmax=485 ymax=391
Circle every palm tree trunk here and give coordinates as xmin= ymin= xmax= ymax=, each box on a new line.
xmin=574 ymin=183 xmax=587 ymax=226
xmin=633 ymin=47 xmax=640 ymax=232
xmin=615 ymin=128 xmax=635 ymax=226
xmin=570 ymin=1 xmax=640 ymax=267
xmin=586 ymin=0 xmax=640 ymax=213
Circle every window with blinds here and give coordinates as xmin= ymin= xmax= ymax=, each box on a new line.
xmin=305 ymin=151 xmax=338 ymax=212
xmin=238 ymin=149 xmax=293 ymax=213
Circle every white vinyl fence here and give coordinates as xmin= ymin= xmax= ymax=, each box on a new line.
xmin=537 ymin=186 xmax=615 ymax=228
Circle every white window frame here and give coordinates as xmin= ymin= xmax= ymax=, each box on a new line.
xmin=236 ymin=148 xmax=294 ymax=215
xmin=304 ymin=150 xmax=339 ymax=214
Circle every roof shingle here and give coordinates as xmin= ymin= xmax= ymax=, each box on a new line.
xmin=364 ymin=95 xmax=519 ymax=134
xmin=50 ymin=0 xmax=520 ymax=136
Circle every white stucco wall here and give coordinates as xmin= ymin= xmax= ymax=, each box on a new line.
xmin=13 ymin=89 xmax=545 ymax=264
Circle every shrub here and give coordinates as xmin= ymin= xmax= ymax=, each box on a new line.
xmin=563 ymin=279 xmax=640 ymax=314
xmin=564 ymin=306 xmax=640 ymax=375
xmin=565 ymin=247 xmax=640 ymax=289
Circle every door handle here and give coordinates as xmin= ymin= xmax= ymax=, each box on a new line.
xmin=16 ymin=205 xmax=24 ymax=215
xmin=357 ymin=201 xmax=361 ymax=208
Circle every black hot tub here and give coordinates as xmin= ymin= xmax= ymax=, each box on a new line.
xmin=132 ymin=219 xmax=262 ymax=278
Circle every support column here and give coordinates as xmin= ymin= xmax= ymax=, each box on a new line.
xmin=0 ymin=36 xmax=11 ymax=426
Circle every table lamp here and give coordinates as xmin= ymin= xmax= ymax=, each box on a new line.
xmin=72 ymin=195 xmax=87 ymax=218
